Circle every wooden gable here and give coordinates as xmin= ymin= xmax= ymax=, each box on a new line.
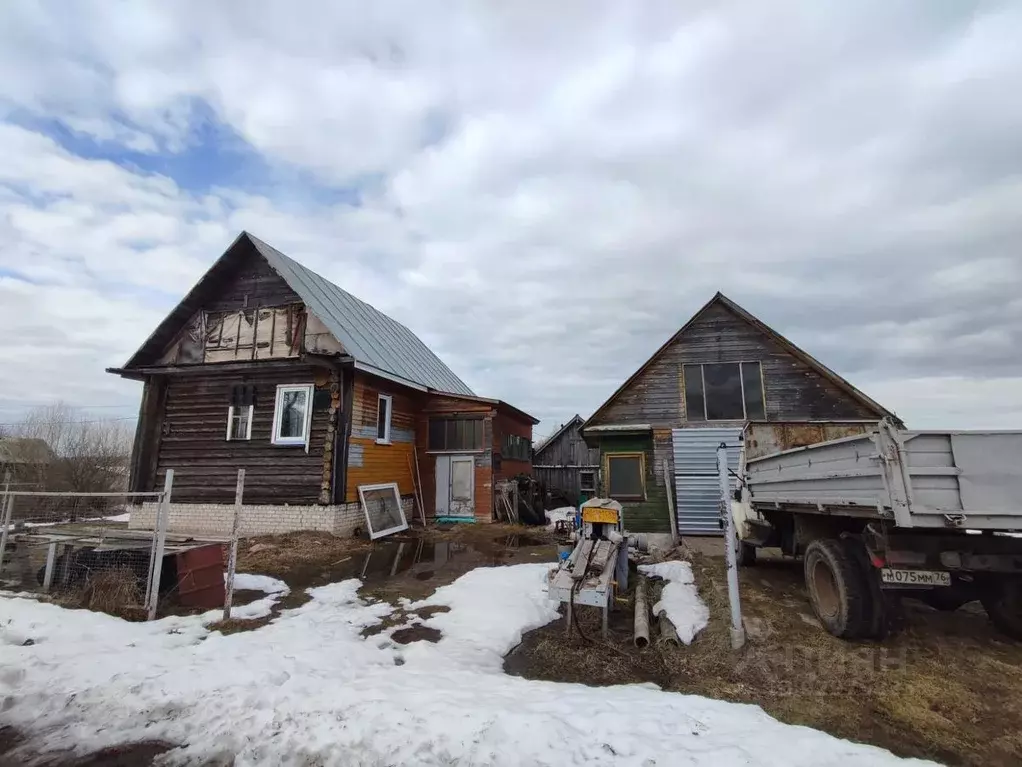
xmin=587 ymin=294 xmax=893 ymax=428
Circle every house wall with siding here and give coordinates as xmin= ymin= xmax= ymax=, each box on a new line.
xmin=533 ymin=418 xmax=601 ymax=502
xmin=492 ymin=411 xmax=533 ymax=484
xmin=416 ymin=395 xmax=494 ymax=522
xmin=597 ymin=433 xmax=671 ymax=534
xmin=345 ymin=373 xmax=418 ymax=503
xmin=589 ymin=303 xmax=882 ymax=429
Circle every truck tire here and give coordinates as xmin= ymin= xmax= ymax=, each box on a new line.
xmin=803 ymin=538 xmax=873 ymax=639
xmin=980 ymin=577 xmax=1022 ymax=640
xmin=842 ymin=537 xmax=887 ymax=639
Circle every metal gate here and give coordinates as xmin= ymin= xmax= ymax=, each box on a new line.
xmin=672 ymin=428 xmax=742 ymax=536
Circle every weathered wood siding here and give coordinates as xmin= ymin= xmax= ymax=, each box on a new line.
xmin=590 ymin=303 xmax=881 ymax=428
xmin=534 ymin=419 xmax=601 ymax=468
xmin=598 ymin=433 xmax=671 ymax=534
xmin=416 ymin=395 xmax=494 ymax=522
xmin=151 ymin=365 xmax=332 ymax=504
xmin=345 ymin=373 xmax=417 ymax=503
xmin=533 ymin=417 xmax=601 ymax=502
xmin=492 ymin=411 xmax=533 ymax=483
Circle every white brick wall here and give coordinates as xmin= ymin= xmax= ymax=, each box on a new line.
xmin=131 ymin=497 xmax=414 ymax=538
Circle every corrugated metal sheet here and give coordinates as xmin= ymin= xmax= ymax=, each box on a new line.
xmin=672 ymin=428 xmax=742 ymax=535
xmin=249 ymin=235 xmax=474 ymax=396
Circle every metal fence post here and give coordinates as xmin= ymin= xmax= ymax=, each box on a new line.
xmin=147 ymin=470 xmax=173 ymax=621
xmin=0 ymin=476 xmax=14 ymax=579
xmin=222 ymin=469 xmax=245 ymax=621
xmin=718 ymin=443 xmax=746 ymax=650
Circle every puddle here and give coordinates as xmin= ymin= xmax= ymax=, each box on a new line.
xmin=331 ymin=537 xmax=553 ymax=587
xmin=498 ymin=534 xmax=549 ymax=548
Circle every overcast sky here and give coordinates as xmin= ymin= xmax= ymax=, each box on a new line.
xmin=1 ymin=2 xmax=1020 ymax=439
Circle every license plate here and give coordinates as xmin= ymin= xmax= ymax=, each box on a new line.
xmin=881 ymin=568 xmax=951 ymax=587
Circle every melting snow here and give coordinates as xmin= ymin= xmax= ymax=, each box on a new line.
xmin=0 ymin=563 xmax=934 ymax=766
xmin=641 ymin=561 xmax=711 ymax=644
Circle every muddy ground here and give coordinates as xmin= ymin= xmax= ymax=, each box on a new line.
xmin=6 ymin=524 xmax=1022 ymax=766
xmin=506 ymin=538 xmax=1022 ymax=767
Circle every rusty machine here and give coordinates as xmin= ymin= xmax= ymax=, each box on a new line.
xmin=549 ymin=498 xmax=628 ymax=638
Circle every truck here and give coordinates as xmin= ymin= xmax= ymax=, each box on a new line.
xmin=732 ymin=420 xmax=1022 ymax=640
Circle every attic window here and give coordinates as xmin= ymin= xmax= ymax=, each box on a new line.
xmin=684 ymin=362 xmax=766 ymax=421
xmin=226 ymin=384 xmax=255 ymax=441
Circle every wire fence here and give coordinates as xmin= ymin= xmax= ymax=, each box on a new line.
xmin=0 ymin=469 xmax=249 ymax=622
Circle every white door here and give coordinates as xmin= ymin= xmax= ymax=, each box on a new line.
xmin=449 ymin=456 xmax=475 ymax=519
xmin=435 ymin=455 xmax=451 ymax=517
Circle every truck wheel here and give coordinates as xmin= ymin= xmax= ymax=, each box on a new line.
xmin=803 ymin=539 xmax=872 ymax=639
xmin=980 ymin=577 xmax=1022 ymax=640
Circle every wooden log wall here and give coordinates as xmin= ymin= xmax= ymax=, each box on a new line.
xmin=152 ymin=364 xmax=330 ymax=504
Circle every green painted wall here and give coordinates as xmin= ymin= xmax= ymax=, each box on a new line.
xmin=598 ymin=435 xmax=671 ymax=534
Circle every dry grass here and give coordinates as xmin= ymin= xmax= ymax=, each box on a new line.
xmin=55 ymin=568 xmax=148 ymax=620
xmin=506 ymin=544 xmax=1022 ymax=767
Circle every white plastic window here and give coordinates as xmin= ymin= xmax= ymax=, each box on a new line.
xmin=272 ymin=384 xmax=314 ymax=446
xmin=226 ymin=405 xmax=253 ymax=441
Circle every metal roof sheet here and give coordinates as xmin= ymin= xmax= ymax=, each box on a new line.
xmin=247 ymin=234 xmax=474 ymax=396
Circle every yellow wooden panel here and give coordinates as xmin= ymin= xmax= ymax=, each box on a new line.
xmin=582 ymin=506 xmax=620 ymax=524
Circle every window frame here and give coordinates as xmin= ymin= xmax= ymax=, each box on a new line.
xmin=271 ymin=383 xmax=315 ymax=449
xmin=683 ymin=361 xmax=766 ymax=422
xmin=426 ymin=416 xmax=485 ymax=453
xmin=376 ymin=393 xmax=393 ymax=445
xmin=606 ymin=452 xmax=645 ymax=501
xmin=225 ymin=404 xmax=254 ymax=442
xmin=579 ymin=469 xmax=597 ymax=492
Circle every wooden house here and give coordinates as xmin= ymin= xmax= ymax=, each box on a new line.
xmin=581 ymin=293 xmax=896 ymax=536
xmin=109 ymin=232 xmax=537 ymax=536
xmin=532 ymin=415 xmax=601 ymax=505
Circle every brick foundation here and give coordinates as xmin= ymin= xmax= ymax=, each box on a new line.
xmin=131 ymin=497 xmax=414 ymax=538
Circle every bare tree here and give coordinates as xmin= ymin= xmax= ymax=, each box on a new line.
xmin=13 ymin=402 xmax=134 ymax=498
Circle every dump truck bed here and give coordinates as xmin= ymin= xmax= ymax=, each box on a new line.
xmin=744 ymin=423 xmax=1022 ymax=531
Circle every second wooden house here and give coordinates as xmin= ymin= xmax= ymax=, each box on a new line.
xmin=109 ymin=232 xmax=537 ymax=536
xmin=581 ymin=293 xmax=897 ymax=537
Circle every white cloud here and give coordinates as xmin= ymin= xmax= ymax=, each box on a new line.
xmin=0 ymin=1 xmax=1020 ymax=434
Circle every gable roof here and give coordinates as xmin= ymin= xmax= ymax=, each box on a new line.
xmin=533 ymin=414 xmax=583 ymax=455
xmin=583 ymin=292 xmax=897 ymax=429
xmin=119 ymin=232 xmax=474 ymax=396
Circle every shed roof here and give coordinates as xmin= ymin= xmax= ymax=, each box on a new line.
xmin=533 ymin=414 xmax=583 ymax=455
xmin=582 ymin=292 xmax=897 ymax=432
xmin=0 ymin=437 xmax=54 ymax=466
xmin=119 ymin=232 xmax=474 ymax=396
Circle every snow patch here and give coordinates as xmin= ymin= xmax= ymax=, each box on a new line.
xmin=231 ymin=572 xmax=289 ymax=595
xmin=0 ymin=564 xmax=933 ymax=766
xmin=639 ymin=560 xmax=710 ymax=644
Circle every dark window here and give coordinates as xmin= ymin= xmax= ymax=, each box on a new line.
xmin=579 ymin=470 xmax=596 ymax=492
xmin=428 ymin=417 xmax=484 ymax=451
xmin=741 ymin=362 xmax=766 ymax=420
xmin=684 ymin=366 xmax=706 ymax=422
xmin=502 ymin=434 xmax=531 ymax=461
xmin=607 ymin=454 xmax=644 ymax=499
xmin=703 ymin=363 xmax=744 ymax=420
xmin=376 ymin=394 xmax=392 ymax=442
xmin=684 ymin=362 xmax=765 ymax=421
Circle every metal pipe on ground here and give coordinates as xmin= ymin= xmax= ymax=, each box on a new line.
xmin=633 ymin=576 xmax=650 ymax=648
xmin=657 ymin=611 xmax=681 ymax=647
